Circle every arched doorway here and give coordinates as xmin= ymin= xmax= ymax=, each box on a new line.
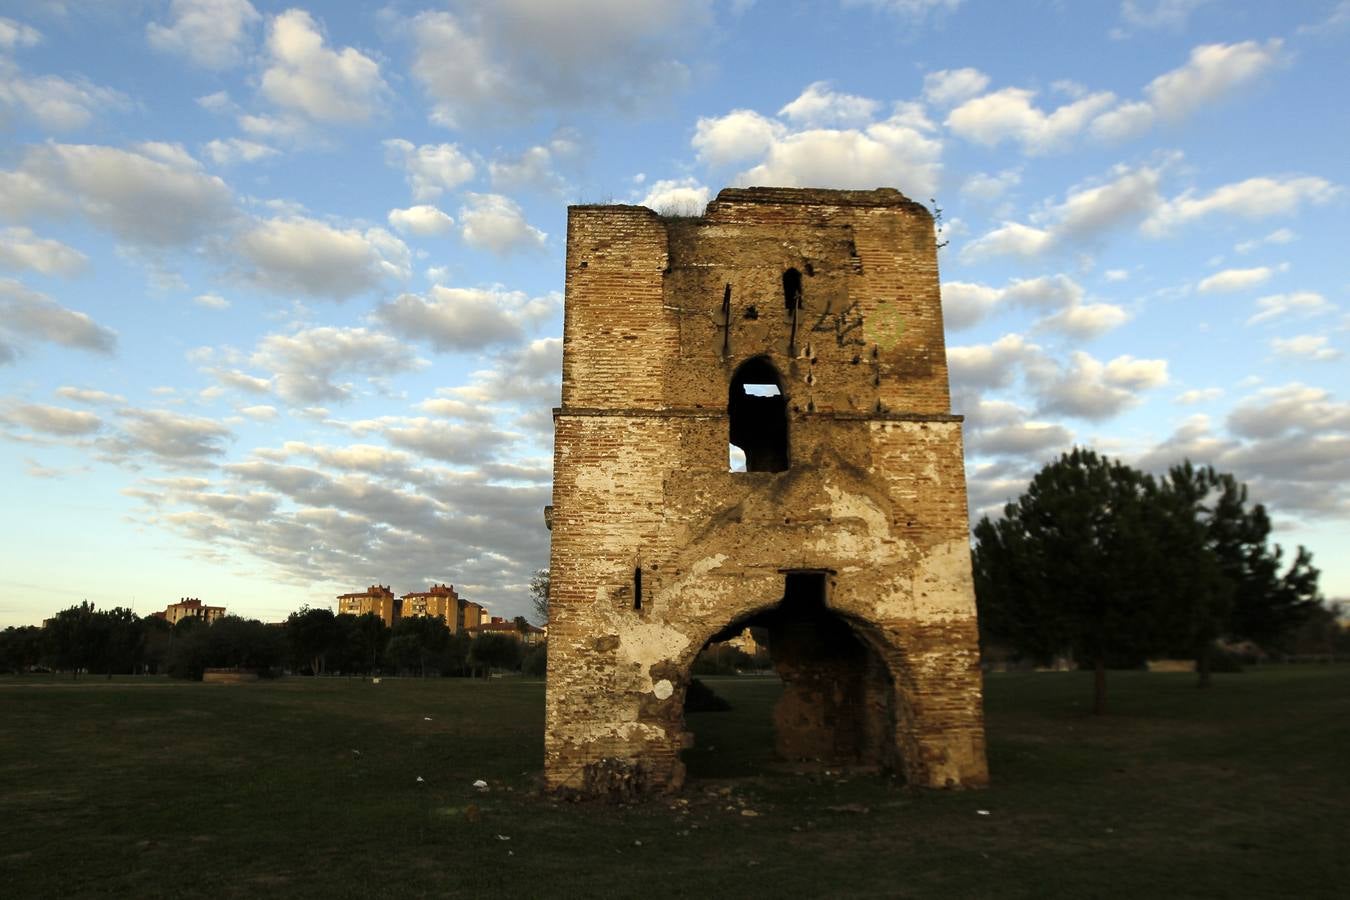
xmin=681 ymin=572 xmax=899 ymax=780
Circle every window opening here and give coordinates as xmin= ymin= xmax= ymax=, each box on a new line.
xmin=783 ymin=268 xmax=803 ymax=355
xmin=729 ymin=356 xmax=789 ymax=472
xmin=634 ymin=567 xmax=643 ymax=611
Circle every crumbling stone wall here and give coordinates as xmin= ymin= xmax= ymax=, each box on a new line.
xmin=545 ymin=187 xmax=989 ymax=795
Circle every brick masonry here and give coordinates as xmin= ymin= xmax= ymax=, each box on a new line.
xmin=545 ymin=187 xmax=989 ymax=796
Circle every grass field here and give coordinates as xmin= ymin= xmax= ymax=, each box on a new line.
xmin=2 ymin=667 xmax=1347 ymax=898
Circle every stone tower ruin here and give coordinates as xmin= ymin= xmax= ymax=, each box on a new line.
xmin=545 ymin=187 xmax=989 ymax=796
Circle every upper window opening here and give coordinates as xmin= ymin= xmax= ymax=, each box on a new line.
xmin=729 ymin=356 xmax=789 ymax=473
xmin=782 ymin=268 xmax=803 ymax=313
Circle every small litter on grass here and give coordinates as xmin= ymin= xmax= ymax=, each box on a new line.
xmin=495 ymin=834 xmax=511 ymax=841
xmin=416 ymin=776 xmax=425 ymax=784
xmin=633 ymin=840 xmax=642 ymax=847
xmin=372 ymin=678 xmax=381 ymax=684
xmin=976 ymin=809 xmax=990 ymax=816
xmin=423 ymin=716 xmax=432 ymax=721
xmin=351 ymin=749 xmax=361 ymax=757
xmin=740 ymin=809 xmax=760 ymax=818
xmin=473 ymin=779 xmax=488 ymax=791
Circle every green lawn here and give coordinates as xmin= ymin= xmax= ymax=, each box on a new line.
xmin=1 ymin=667 xmax=1347 ymax=898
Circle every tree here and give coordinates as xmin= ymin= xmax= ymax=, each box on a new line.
xmin=529 ymin=569 xmax=549 ymax=625
xmin=388 ymin=616 xmax=450 ymax=676
xmin=973 ymin=449 xmax=1167 ymax=714
xmin=286 ymin=607 xmax=338 ymax=675
xmin=469 ymin=632 xmax=521 ymax=674
xmin=975 ymin=451 xmax=1323 ymax=705
xmin=0 ymin=626 xmax=44 ymax=674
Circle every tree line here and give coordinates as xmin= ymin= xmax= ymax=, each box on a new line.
xmin=973 ymin=449 xmax=1341 ymax=712
xmin=0 ymin=603 xmax=546 ymax=680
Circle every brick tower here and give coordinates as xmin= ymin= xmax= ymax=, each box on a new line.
xmin=545 ymin=187 xmax=988 ymax=796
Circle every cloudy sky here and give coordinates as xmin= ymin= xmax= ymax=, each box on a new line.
xmin=1 ymin=1 xmax=1347 ymax=626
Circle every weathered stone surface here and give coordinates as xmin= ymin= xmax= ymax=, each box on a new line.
xmin=545 ymin=187 xmax=989 ymax=795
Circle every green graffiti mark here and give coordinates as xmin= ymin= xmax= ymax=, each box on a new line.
xmin=873 ymin=303 xmax=905 ymax=351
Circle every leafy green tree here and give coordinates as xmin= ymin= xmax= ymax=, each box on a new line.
xmin=469 ymin=632 xmax=522 ymax=674
xmin=286 ymin=607 xmax=338 ymax=675
xmin=43 ymin=601 xmax=102 ymax=678
xmin=973 ymin=449 xmax=1166 ymax=714
xmin=0 ymin=626 xmax=44 ymax=673
xmin=529 ymin=569 xmax=549 ymax=625
xmin=388 ymin=616 xmax=450 ymax=676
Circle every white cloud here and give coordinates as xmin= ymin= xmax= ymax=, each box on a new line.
xmin=250 ymin=326 xmax=424 ymax=405
xmin=1088 ymin=101 xmax=1156 ymax=142
xmin=739 ymin=121 xmax=942 ymax=197
xmin=383 ymin=139 xmax=476 ymax=202
xmin=374 ymin=285 xmax=558 ymax=351
xmin=693 ymin=110 xmax=784 ymax=166
xmin=1029 ymin=351 xmax=1168 ymax=420
xmin=201 ymin=138 xmax=278 ymax=166
xmin=1271 ymin=335 xmax=1341 ymax=362
xmin=259 ymin=9 xmax=386 ymax=124
xmin=0 ymin=18 xmax=41 ymax=49
xmin=0 ymin=143 xmax=235 ymax=247
xmin=488 ymin=142 xmax=568 ymax=193
xmin=1037 ymin=303 xmax=1130 ymax=339
xmin=947 ymin=334 xmax=1041 ymax=390
xmin=2 ymin=402 xmax=101 ymax=435
xmin=1247 ymin=292 xmax=1336 ymax=326
xmin=1227 ymin=383 xmax=1350 ymax=438
xmin=458 ymin=193 xmax=547 ymax=255
xmin=1119 ymin=1 xmax=1211 ymax=31
xmin=1197 ymin=265 xmax=1275 ymax=294
xmin=640 ymin=178 xmax=710 ymax=214
xmin=146 ymin=0 xmax=260 ymax=70
xmin=234 ymin=216 xmax=411 ymax=299
xmin=1235 ymin=227 xmax=1295 ymax=254
xmin=193 ymin=293 xmax=230 ymax=310
xmin=388 ymin=205 xmax=455 ymax=237
xmin=238 ymin=404 xmax=278 ymax=421
xmin=922 ymin=67 xmax=990 ymax=107
xmin=111 ymin=408 xmax=233 ymax=463
xmin=0 ymin=279 xmax=116 ymax=356
xmin=941 ymin=282 xmax=1002 ymax=330
xmin=1144 ymin=175 xmax=1338 ymax=236
xmin=56 ymin=386 xmax=125 ymax=405
xmin=943 ymin=273 xmax=1127 ymax=338
xmin=1144 ymin=39 xmax=1282 ymax=122
xmin=0 ymin=66 xmax=132 ymax=131
xmin=778 ymin=81 xmax=880 ymax=127
xmin=960 ymin=222 xmax=1053 ymax=261
xmin=0 ymin=226 xmax=87 ymax=275
xmin=408 ymin=1 xmax=711 ymax=127
xmin=946 ymin=86 xmax=1117 ymax=154
xmin=848 ymin=0 xmax=964 ymax=20
xmin=1175 ymin=387 xmax=1223 ymax=404
xmin=960 ymin=169 xmax=1019 ymax=201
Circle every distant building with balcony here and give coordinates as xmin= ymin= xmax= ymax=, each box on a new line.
xmin=461 ymin=601 xmax=485 ymax=631
xmin=162 ymin=597 xmax=225 ymax=626
xmin=337 ymin=585 xmax=400 ymax=628
xmin=468 ymin=616 xmax=546 ymax=646
xmin=400 ymin=584 xmax=464 ymax=633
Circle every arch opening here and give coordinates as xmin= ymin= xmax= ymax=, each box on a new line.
xmin=680 ymin=572 xmax=899 ymax=781
xmin=728 ymin=356 xmax=789 ymax=473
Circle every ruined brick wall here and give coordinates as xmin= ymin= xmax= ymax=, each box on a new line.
xmin=545 ymin=187 xmax=988 ymax=795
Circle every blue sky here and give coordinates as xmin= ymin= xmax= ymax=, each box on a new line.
xmin=1 ymin=0 xmax=1347 ymax=626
